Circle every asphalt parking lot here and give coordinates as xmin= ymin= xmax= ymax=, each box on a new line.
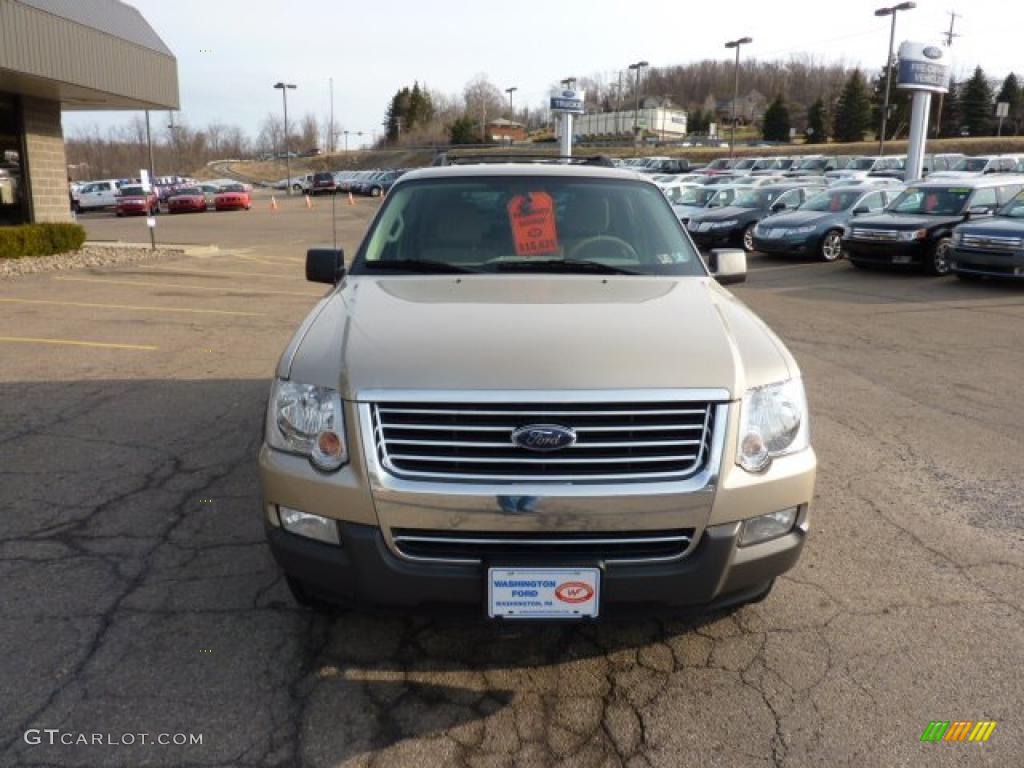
xmin=2 ymin=195 xmax=1022 ymax=768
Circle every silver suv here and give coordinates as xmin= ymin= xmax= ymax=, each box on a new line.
xmin=259 ymin=161 xmax=816 ymax=619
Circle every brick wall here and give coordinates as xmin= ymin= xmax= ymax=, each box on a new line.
xmin=21 ymin=96 xmax=73 ymax=223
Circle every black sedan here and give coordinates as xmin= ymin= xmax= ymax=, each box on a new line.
xmin=751 ymin=185 xmax=896 ymax=261
xmin=686 ymin=183 xmax=822 ymax=252
xmin=950 ymin=192 xmax=1024 ymax=279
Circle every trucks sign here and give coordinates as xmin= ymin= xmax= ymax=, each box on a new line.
xmin=896 ymin=41 xmax=950 ymax=94
xmin=550 ymin=88 xmax=585 ymax=114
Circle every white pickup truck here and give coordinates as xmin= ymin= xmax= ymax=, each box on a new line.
xmin=74 ymin=179 xmax=123 ymax=212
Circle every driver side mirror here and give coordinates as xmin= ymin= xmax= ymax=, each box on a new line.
xmin=306 ymin=247 xmax=346 ymax=284
xmin=851 ymin=206 xmax=869 ymax=216
xmin=770 ymin=202 xmax=786 ymax=213
xmin=708 ymin=248 xmax=747 ymax=285
xmin=966 ymin=205 xmax=994 ymax=219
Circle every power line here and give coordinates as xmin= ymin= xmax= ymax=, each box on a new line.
xmin=942 ymin=11 xmax=961 ymax=46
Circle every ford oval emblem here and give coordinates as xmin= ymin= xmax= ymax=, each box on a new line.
xmin=511 ymin=424 xmax=577 ymax=452
xmin=562 ymin=90 xmax=575 ymax=98
xmin=923 ymin=46 xmax=942 ymax=60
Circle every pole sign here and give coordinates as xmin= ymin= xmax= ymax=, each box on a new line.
xmin=550 ymin=89 xmax=585 ymax=114
xmin=895 ymin=42 xmax=950 ymax=94
xmin=140 ymin=168 xmax=150 ymax=192
xmin=996 ymin=102 xmax=1010 ymax=118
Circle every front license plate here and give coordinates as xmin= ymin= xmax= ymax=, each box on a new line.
xmin=488 ymin=568 xmax=600 ymax=619
xmin=892 ymin=254 xmax=913 ymax=264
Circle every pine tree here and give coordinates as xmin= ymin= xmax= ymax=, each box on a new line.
xmin=960 ymin=66 xmax=994 ymax=137
xmin=937 ymin=79 xmax=963 ymax=138
xmin=761 ymin=95 xmax=791 ymax=142
xmin=832 ymin=70 xmax=872 ymax=143
xmin=871 ymin=64 xmax=911 ymax=140
xmin=996 ymin=73 xmax=1021 ymax=135
xmin=806 ymin=97 xmax=828 ymax=142
xmin=449 ymin=115 xmax=479 ymax=145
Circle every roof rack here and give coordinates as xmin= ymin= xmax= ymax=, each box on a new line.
xmin=433 ymin=153 xmax=617 ymax=168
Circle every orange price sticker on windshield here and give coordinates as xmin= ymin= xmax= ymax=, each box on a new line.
xmin=507 ymin=192 xmax=560 ymax=256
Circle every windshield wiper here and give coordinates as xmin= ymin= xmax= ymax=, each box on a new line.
xmin=362 ymin=259 xmax=476 ymax=274
xmin=490 ymin=259 xmax=639 ymax=275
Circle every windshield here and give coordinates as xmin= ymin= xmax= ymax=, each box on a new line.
xmin=175 ymin=187 xmax=201 ymax=196
xmin=950 ymin=157 xmax=990 ymax=172
xmin=732 ymin=159 xmax=757 ymax=170
xmin=752 ymin=159 xmax=776 ymax=170
xmin=221 ymin=184 xmax=245 ymax=192
xmin=119 ymin=186 xmax=145 ymax=196
xmin=707 ymin=159 xmax=731 ymax=170
xmin=887 ymin=186 xmax=971 ymax=215
xmin=677 ymin=187 xmax=718 ymax=206
xmin=731 ymin=189 xmax=777 ymax=209
xmin=798 ymin=158 xmax=827 ymax=170
xmin=353 ymin=177 xmax=704 ymax=277
xmin=853 ymin=158 xmax=876 ymax=170
xmin=801 ymin=189 xmax=862 ymax=212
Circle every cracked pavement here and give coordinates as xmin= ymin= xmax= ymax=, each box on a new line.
xmin=1 ymin=196 xmax=1022 ymax=767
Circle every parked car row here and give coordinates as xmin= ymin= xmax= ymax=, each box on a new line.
xmin=166 ymin=182 xmax=252 ymax=213
xmin=673 ymin=164 xmax=1024 ymax=280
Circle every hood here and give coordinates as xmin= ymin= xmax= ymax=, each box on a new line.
xmin=283 ymin=276 xmax=795 ymax=400
xmin=954 ymin=215 xmax=1024 ymax=238
xmin=694 ymin=205 xmax=761 ymax=222
xmin=758 ymin=209 xmax=836 ymax=228
xmin=927 ymin=171 xmax=977 ymax=179
xmin=852 ymin=212 xmax=962 ymax=230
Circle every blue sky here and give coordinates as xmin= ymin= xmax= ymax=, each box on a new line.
xmin=63 ymin=0 xmax=1022 ymax=145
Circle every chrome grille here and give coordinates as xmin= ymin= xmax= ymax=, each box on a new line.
xmin=850 ymin=227 xmax=900 ymax=241
xmin=371 ymin=399 xmax=717 ymax=483
xmin=961 ymin=233 xmax=1023 ymax=250
xmin=391 ymin=528 xmax=695 ymax=564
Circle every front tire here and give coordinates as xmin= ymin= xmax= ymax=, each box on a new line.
xmin=370 ymin=186 xmax=382 ymax=198
xmin=742 ymin=223 xmax=757 ymax=253
xmin=925 ymin=237 xmax=953 ymax=276
xmin=819 ymin=229 xmax=844 ymax=262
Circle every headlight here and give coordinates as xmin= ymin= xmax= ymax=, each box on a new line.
xmin=791 ymin=225 xmax=817 ymax=234
xmin=712 ymin=219 xmax=738 ymax=228
xmin=952 ymin=231 xmax=963 ymax=244
xmin=737 ymin=378 xmax=809 ymax=473
xmin=266 ymin=379 xmax=347 ymax=471
xmin=898 ymin=229 xmax=928 ymax=242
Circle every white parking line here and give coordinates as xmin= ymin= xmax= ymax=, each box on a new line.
xmin=54 ymin=275 xmax=322 ymax=298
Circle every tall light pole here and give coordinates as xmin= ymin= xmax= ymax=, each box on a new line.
xmin=875 ymin=2 xmax=916 ymax=155
xmin=724 ymin=38 xmax=752 ymax=158
xmin=505 ymin=86 xmax=518 ymax=146
xmin=273 ymin=81 xmax=297 ymax=194
xmin=329 ymin=77 xmax=334 ymax=154
xmin=628 ymin=61 xmax=649 ymax=152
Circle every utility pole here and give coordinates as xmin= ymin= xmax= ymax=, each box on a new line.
xmin=628 ymin=61 xmax=648 ymax=154
xmin=329 ymin=77 xmax=334 ymax=154
xmin=144 ymin=110 xmax=155 ymax=179
xmin=934 ymin=10 xmax=961 ymax=137
xmin=617 ymin=70 xmax=624 ymax=136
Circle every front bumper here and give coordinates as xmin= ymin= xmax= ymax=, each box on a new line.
xmin=951 ymin=247 xmax=1024 ymax=278
xmin=842 ymin=238 xmax=927 ymax=266
xmin=751 ymin=233 xmax=814 ymax=255
xmin=266 ymin=509 xmax=808 ymax=616
xmin=689 ymin=226 xmax=744 ymax=249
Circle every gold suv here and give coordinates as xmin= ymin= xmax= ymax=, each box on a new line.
xmin=259 ymin=162 xmax=816 ymax=619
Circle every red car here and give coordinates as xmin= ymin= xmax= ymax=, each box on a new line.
xmin=214 ymin=183 xmax=251 ymax=211
xmin=115 ymin=185 xmax=159 ymax=216
xmin=167 ymin=186 xmax=208 ymax=213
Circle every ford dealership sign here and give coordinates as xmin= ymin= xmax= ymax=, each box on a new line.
xmin=896 ymin=41 xmax=950 ymax=93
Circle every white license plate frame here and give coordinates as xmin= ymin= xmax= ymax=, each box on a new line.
xmin=487 ymin=567 xmax=601 ymax=619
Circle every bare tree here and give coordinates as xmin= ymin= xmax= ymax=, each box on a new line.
xmin=298 ymin=113 xmax=320 ymax=152
xmin=463 ymin=74 xmax=504 ymax=141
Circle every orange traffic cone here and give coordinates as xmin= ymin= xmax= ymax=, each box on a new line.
xmin=304 ymin=195 xmax=313 ymax=209
xmin=347 ymin=191 xmax=355 ymax=206
xmin=270 ymin=196 xmax=279 ymax=211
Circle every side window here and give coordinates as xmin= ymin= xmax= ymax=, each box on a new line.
xmin=997 ymin=184 xmax=1024 ymax=205
xmin=970 ymin=188 xmax=997 ymax=209
xmin=861 ymin=192 xmax=885 ymax=211
xmin=778 ymin=189 xmax=802 ymax=209
xmin=999 ymin=158 xmax=1016 ymax=173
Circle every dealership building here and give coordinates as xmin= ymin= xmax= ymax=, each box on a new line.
xmin=0 ymin=0 xmax=178 ymax=225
